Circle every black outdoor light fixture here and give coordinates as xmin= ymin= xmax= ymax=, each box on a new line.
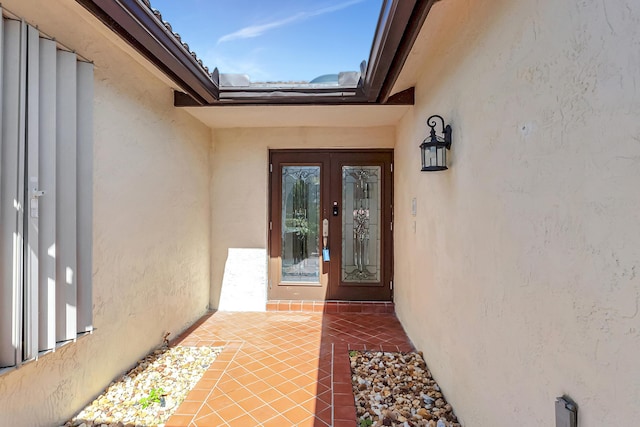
xmin=420 ymin=114 xmax=452 ymax=171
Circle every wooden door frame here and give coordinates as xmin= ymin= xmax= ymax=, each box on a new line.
xmin=268 ymin=149 xmax=394 ymax=302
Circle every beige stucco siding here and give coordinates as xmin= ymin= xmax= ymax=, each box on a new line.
xmin=0 ymin=1 xmax=212 ymax=426
xmin=2 ymin=0 xmax=637 ymax=426
xmin=210 ymin=127 xmax=394 ymax=309
xmin=393 ymin=1 xmax=640 ymax=426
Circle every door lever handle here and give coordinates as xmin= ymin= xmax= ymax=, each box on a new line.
xmin=322 ymin=218 xmax=330 ymax=261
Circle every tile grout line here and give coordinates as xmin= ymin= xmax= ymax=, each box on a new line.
xmin=220 ymin=340 xmax=308 ymax=426
xmin=330 ymin=342 xmax=335 ymax=426
xmin=170 ymin=340 xmax=235 ymax=426
xmin=218 ymin=341 xmax=274 ymax=427
xmin=168 ymin=312 xmax=412 ymax=427
xmin=191 ymin=340 xmax=244 ymax=426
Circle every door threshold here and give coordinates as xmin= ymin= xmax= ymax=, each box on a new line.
xmin=266 ymin=300 xmax=395 ymax=314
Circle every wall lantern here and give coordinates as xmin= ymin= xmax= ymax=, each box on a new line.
xmin=420 ymin=115 xmax=452 ymax=171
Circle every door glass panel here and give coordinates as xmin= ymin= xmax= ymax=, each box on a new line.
xmin=342 ymin=166 xmax=381 ymax=282
xmin=281 ymin=166 xmax=320 ymax=282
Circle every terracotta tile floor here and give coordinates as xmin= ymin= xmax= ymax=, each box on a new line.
xmin=165 ymin=310 xmax=414 ymax=427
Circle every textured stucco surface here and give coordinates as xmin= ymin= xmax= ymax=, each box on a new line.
xmin=393 ymin=1 xmax=640 ymax=426
xmin=210 ymin=127 xmax=394 ymax=308
xmin=2 ymin=0 xmax=638 ymax=425
xmin=0 ymin=1 xmax=212 ymax=426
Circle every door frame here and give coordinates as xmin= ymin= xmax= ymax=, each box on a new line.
xmin=268 ymin=149 xmax=393 ymax=302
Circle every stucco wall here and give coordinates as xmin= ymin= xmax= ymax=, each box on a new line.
xmin=210 ymin=127 xmax=394 ymax=309
xmin=0 ymin=1 xmax=212 ymax=426
xmin=394 ymin=1 xmax=640 ymax=426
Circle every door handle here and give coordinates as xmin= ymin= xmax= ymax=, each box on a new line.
xmin=30 ymin=189 xmax=45 ymax=218
xmin=322 ymin=218 xmax=330 ymax=261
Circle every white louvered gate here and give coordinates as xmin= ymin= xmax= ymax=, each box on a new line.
xmin=0 ymin=10 xmax=94 ymax=371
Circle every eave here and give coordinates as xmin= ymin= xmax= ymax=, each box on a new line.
xmin=75 ymin=0 xmax=219 ymax=104
xmin=76 ymin=0 xmax=437 ymax=107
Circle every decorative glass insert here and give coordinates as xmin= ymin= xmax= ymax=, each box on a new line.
xmin=281 ymin=166 xmax=320 ymax=282
xmin=342 ymin=166 xmax=381 ymax=282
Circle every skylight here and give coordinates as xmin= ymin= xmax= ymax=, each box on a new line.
xmin=79 ymin=0 xmax=429 ymax=105
xmin=149 ymin=0 xmax=384 ymax=84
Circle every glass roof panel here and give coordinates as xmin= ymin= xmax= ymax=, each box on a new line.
xmin=149 ymin=0 xmax=384 ymax=84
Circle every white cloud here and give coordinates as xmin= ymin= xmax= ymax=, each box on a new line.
xmin=217 ymin=13 xmax=305 ymax=43
xmin=217 ymin=0 xmax=365 ymax=44
xmin=307 ymin=0 xmax=366 ymax=17
xmin=206 ymin=50 xmax=272 ymax=81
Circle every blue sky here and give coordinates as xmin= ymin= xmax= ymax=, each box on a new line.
xmin=150 ymin=0 xmax=383 ymax=82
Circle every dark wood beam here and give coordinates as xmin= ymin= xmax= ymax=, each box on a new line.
xmin=174 ymin=88 xmax=414 ymax=107
xmin=174 ymin=93 xmax=378 ymax=107
xmin=174 ymin=91 xmax=201 ymax=107
xmin=363 ymin=0 xmax=417 ymax=102
xmin=378 ymin=0 xmax=439 ymax=103
xmin=76 ymin=0 xmax=219 ymax=104
xmin=384 ymin=87 xmax=415 ymax=105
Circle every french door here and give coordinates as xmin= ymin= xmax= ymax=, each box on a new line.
xmin=269 ymin=150 xmax=393 ymax=301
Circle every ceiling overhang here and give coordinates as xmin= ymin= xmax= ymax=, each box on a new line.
xmin=182 ymin=104 xmax=412 ymax=129
xmin=76 ymin=0 xmax=439 ymax=107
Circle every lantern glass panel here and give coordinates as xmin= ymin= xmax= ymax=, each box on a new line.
xmin=438 ymin=146 xmax=446 ymax=168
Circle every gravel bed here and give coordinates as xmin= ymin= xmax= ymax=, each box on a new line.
xmin=350 ymin=350 xmax=461 ymax=427
xmin=62 ymin=345 xmax=223 ymax=427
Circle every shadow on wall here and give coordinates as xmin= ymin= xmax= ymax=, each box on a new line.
xmin=216 ymin=248 xmax=267 ymax=312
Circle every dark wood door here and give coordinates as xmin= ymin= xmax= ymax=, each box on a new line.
xmin=269 ymin=150 xmax=393 ymax=301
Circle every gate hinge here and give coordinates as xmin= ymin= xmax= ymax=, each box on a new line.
xmin=270 ymin=163 xmax=273 ymax=173
xmin=390 ymin=221 xmax=393 ymax=231
xmin=391 ymin=163 xmax=393 ymax=173
xmin=269 ymin=221 xmax=272 ymax=231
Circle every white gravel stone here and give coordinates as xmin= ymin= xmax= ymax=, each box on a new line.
xmin=62 ymin=345 xmax=222 ymax=427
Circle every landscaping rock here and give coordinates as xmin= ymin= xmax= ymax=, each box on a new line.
xmin=61 ymin=345 xmax=222 ymax=427
xmin=350 ymin=351 xmax=461 ymax=427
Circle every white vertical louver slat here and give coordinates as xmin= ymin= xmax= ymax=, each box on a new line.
xmin=24 ymin=24 xmax=40 ymax=361
xmin=55 ymin=50 xmax=78 ymax=344
xmin=76 ymin=61 xmax=93 ymax=335
xmin=0 ymin=10 xmax=93 ymax=365
xmin=38 ymin=37 xmax=57 ymax=353
xmin=0 ymin=12 xmax=10 ymax=369
xmin=0 ymin=17 xmax=24 ymax=368
xmin=16 ymin=20 xmax=27 ymax=364
xmin=0 ymin=11 xmax=8 ymax=370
